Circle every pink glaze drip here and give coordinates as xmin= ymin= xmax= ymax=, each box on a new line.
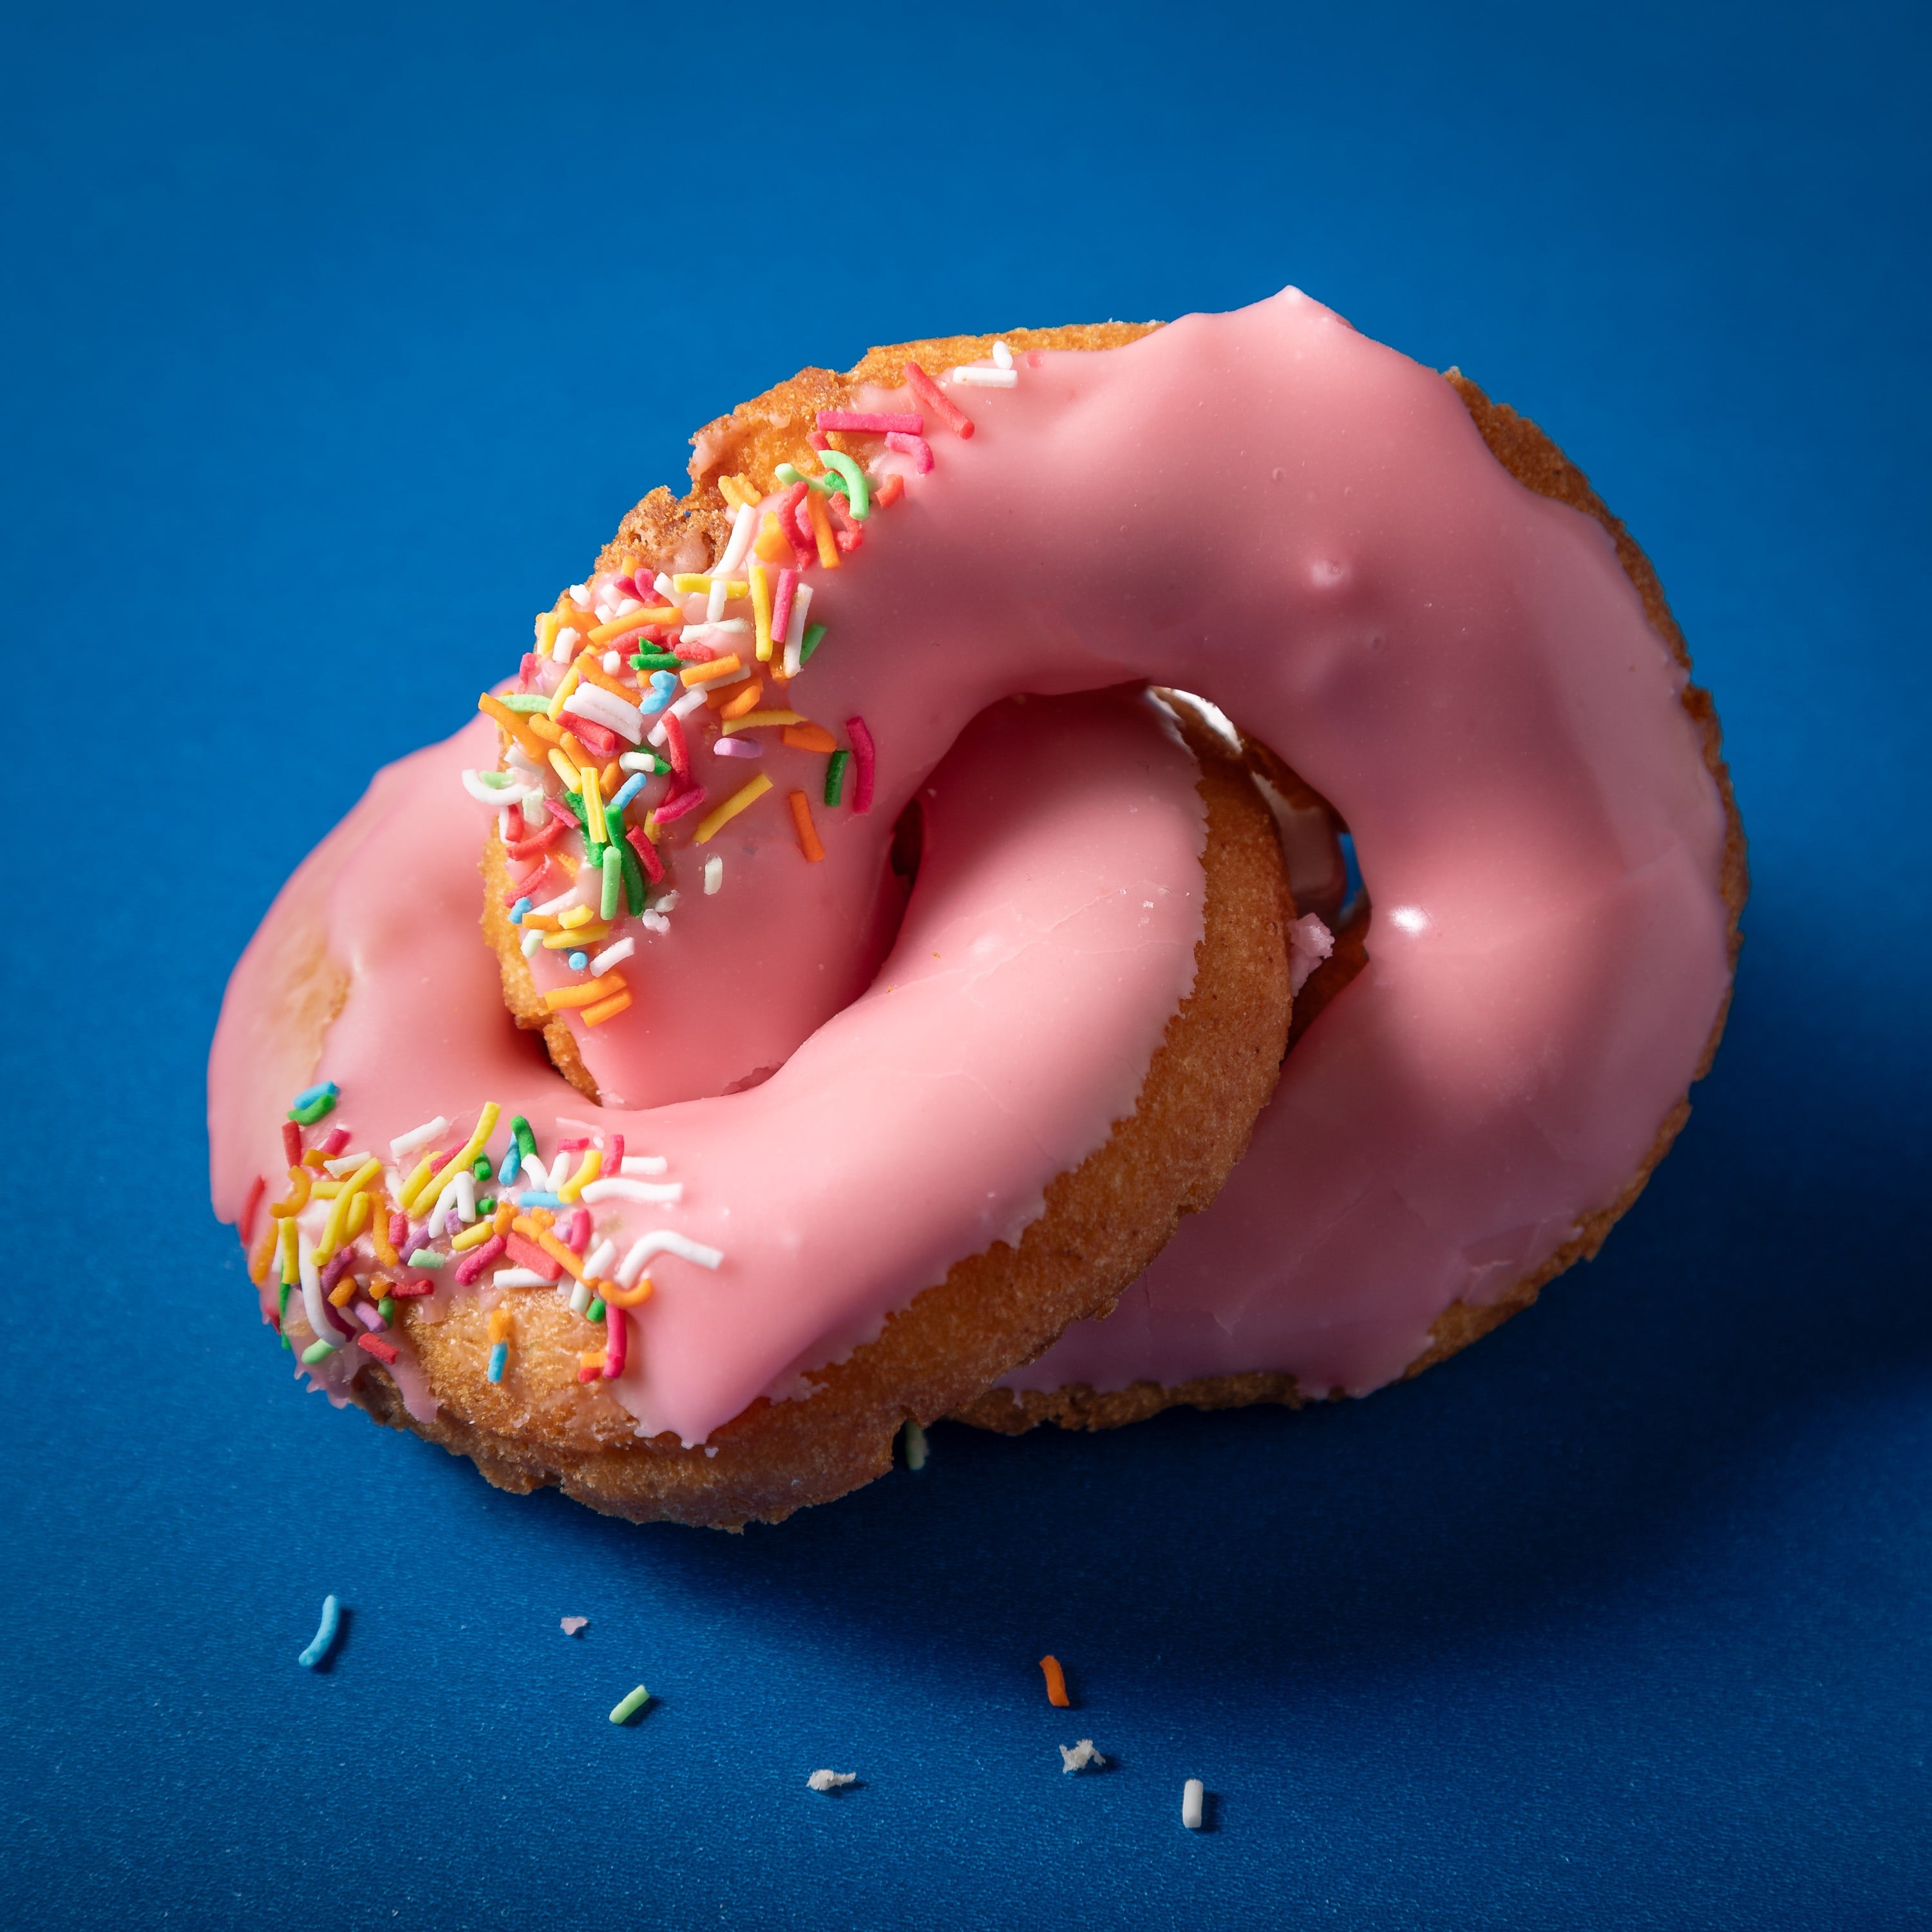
xmin=209 ymin=689 xmax=1208 ymax=1444
xmin=211 ymin=286 xmax=1732 ymax=1431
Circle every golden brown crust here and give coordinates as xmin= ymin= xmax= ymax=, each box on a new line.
xmin=334 ymin=692 xmax=1289 ymax=1526
xmin=951 ymin=364 xmax=1749 ymax=1436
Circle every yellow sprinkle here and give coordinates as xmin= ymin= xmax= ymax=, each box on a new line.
xmin=694 ymin=773 xmax=774 ymax=844
xmin=547 ymin=747 xmax=580 ymax=790
xmin=536 ymin=611 xmax=560 ymax=655
xmin=750 ymin=560 xmax=773 ymax=663
xmin=672 ymin=574 xmax=749 ymax=596
xmin=405 ymin=1103 xmax=502 ymax=1216
xmin=580 ymin=764 xmax=607 ymax=843
xmin=345 ymin=1189 xmax=372 ymax=1239
xmin=278 ymin=1217 xmax=299 ymax=1288
xmin=398 ymin=1154 xmax=435 ymax=1215
xmin=559 ymin=904 xmax=598 ymax=929
xmin=719 ymin=710 xmax=806 ymax=735
xmin=315 ymin=1157 xmax=382 ymax=1262
xmin=541 ymin=924 xmax=610 ymax=949
xmin=450 ymin=1218 xmax=500 ymax=1252
xmin=557 ymin=1148 xmax=603 ymax=1204
xmin=717 ymin=473 xmax=755 ymax=510
xmin=546 ymin=661 xmax=583 ymax=722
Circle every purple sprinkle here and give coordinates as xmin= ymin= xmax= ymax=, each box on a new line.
xmin=713 ymin=737 xmax=762 ymax=758
xmin=355 ymin=1302 xmax=386 ymax=1332
xmin=319 ymin=1247 xmax=357 ymax=1293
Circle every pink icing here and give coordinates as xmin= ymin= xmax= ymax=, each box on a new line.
xmin=209 ymin=689 xmax=1208 ymax=1444
xmin=210 ymin=285 xmax=1732 ymax=1437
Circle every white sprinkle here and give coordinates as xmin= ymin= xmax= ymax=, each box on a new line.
xmin=582 ymin=1238 xmax=617 ymax=1280
xmin=601 ymin=650 xmax=621 ymax=673
xmin=618 ymin=750 xmax=661 ymax=774
xmin=615 ymin=1231 xmax=724 ymax=1287
xmin=654 ymin=890 xmax=680 ymax=915
xmin=582 ymin=1177 xmax=685 ymax=1206
xmin=560 ymin=1616 xmax=588 ymax=1636
xmin=321 ymin=1152 xmax=374 ymax=1177
xmin=568 ymin=1278 xmax=592 ymax=1316
xmin=1288 ymin=913 xmax=1334 ymax=995
xmin=460 ymin=768 xmax=520 ymax=805
xmin=951 ymin=365 xmax=1018 ymax=388
xmin=902 ymin=1420 xmax=927 ymax=1471
xmin=681 ymin=618 xmax=752 ymax=645
xmin=620 ymin=1155 xmax=668 ymax=1176
xmin=652 ymin=572 xmax=678 ymax=601
xmin=493 ymin=1268 xmax=550 ymax=1289
xmin=390 ymin=1117 xmax=449 ymax=1161
xmin=506 ymin=746 xmax=544 ymax=779
xmin=563 ymin=685 xmax=644 ymax=743
xmin=567 ymin=585 xmax=591 ymax=609
xmin=992 ymin=339 xmax=1013 ymax=368
xmin=703 ymin=855 xmax=723 ymax=895
xmin=592 ymin=602 xmax=614 ymax=625
xmin=296 ymin=1231 xmax=330 ymax=1354
xmin=531 ymin=887 xmax=578 ymax=916
xmin=1182 ymin=1779 xmax=1205 ymax=1830
xmin=639 ymin=911 xmax=670 ymax=934
xmin=807 ymin=1770 xmax=858 ymax=1794
xmin=782 ymin=582 xmax=813 ymax=679
xmin=520 ymin=929 xmax=542 ymax=958
xmin=1059 ymin=1739 xmax=1106 ymax=1774
xmin=554 ymin=623 xmax=582 ymax=655
xmin=614 ymin=596 xmax=641 ymax=616
xmin=648 ymin=685 xmax=709 ymax=746
xmin=518 ymin=1151 xmax=552 ymax=1191
xmin=589 ymin=936 xmax=635 ymax=976
xmin=712 ymin=501 xmax=759 ymax=580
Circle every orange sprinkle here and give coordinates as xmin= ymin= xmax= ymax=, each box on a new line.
xmin=269 ymin=1166 xmax=312 ymax=1218
xmin=478 ymin=691 xmax=544 ymax=756
xmin=519 ymin=912 xmax=562 ymax=931
xmin=488 ymin=1307 xmax=512 ymax=1345
xmin=328 ymin=1277 xmax=357 ymax=1309
xmin=578 ymin=1350 xmax=607 ymax=1372
xmin=874 ymin=473 xmax=904 ymax=509
xmin=582 ymin=988 xmax=634 ymax=1027
xmin=598 ymin=1276 xmax=655 ymax=1309
xmin=526 ymin=711 xmax=563 ymax=746
xmin=536 ymin=1228 xmax=587 ymax=1279
xmin=544 ymin=970 xmax=627 ymax=1012
xmin=248 ymin=1222 xmax=277 ymax=1285
xmin=587 ymin=607 xmax=674 ymax=646
xmin=1039 ymin=1656 xmax=1070 ymax=1708
xmin=719 ymin=680 xmax=764 ymax=720
xmin=788 ymin=790 xmax=824 ymax=863
xmin=781 ymin=722 xmax=838 ymax=754
xmin=753 ymin=511 xmax=790 ymax=562
xmin=679 ymin=654 xmax=745 ymax=688
xmin=368 ymin=1191 xmax=401 ymax=1267
xmin=805 ymin=488 xmax=840 ymax=568
xmin=580 ymin=660 xmax=642 ymax=706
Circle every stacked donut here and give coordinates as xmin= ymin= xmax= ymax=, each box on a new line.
xmin=208 ymin=290 xmax=1744 ymax=1528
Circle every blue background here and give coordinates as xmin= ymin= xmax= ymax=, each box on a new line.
xmin=3 ymin=2 xmax=1927 ymax=1925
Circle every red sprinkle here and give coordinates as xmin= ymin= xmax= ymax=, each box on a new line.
xmin=874 ymin=473 xmax=905 ymax=508
xmin=506 ymin=816 xmax=569 ymax=861
xmin=281 ymin=1121 xmax=303 ymax=1168
xmin=603 ymin=1304 xmax=628 ymax=1379
xmin=504 ymin=1232 xmax=563 ymax=1281
xmin=453 ymin=1234 xmax=506 ymax=1285
xmin=652 ymin=784 xmax=707 ymax=825
xmin=566 ymin=714 xmax=622 ymax=760
xmin=903 ymin=363 xmax=972 ymax=439
xmin=356 ymin=1334 xmax=401 ymax=1365
xmin=576 ymin=1365 xmax=603 ymax=1384
xmin=661 ymin=712 xmax=690 ymax=778
xmin=240 ymin=1174 xmax=266 ymax=1247
xmin=774 ymin=482 xmax=815 ymax=565
xmin=506 ymin=857 xmax=561 ymax=906
xmin=771 ymin=567 xmax=799 ymax=649
xmin=320 ymin=1128 xmax=350 ymax=1158
xmin=819 ymin=409 xmax=923 ymax=434
xmin=846 ymin=715 xmax=877 ymax=813
xmin=388 ymin=1280 xmax=435 ymax=1298
xmin=670 ymin=638 xmax=717 ymax=663
xmin=806 ymin=429 xmax=829 ymax=450
xmin=626 ymin=824 xmax=665 ymax=884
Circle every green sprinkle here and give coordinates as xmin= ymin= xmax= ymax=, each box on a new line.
xmin=600 ymin=846 xmax=622 ymax=920
xmin=824 ymin=750 xmax=849 ymax=808
xmin=609 ymin=1685 xmax=652 ymax=1725
xmin=476 ymin=1197 xmax=495 ymax=1217
xmin=406 ymin=1247 xmax=448 ymax=1269
xmin=630 ymin=650 xmax=680 ymax=670
xmin=287 ymin=1081 xmax=339 ymax=1126
xmin=587 ymin=1298 xmax=606 ymax=1323
xmin=775 ymin=461 xmax=837 ymax=494
xmin=300 ymin=1339 xmax=338 ymax=1366
xmin=279 ymin=1280 xmax=293 ymax=1352
xmin=817 ymin=450 xmax=869 ymax=519
xmin=800 ymin=621 xmax=827 ymax=663
xmin=377 ymin=1296 xmax=396 ymax=1323
xmin=511 ymin=1115 xmax=537 ymax=1160
xmin=616 ymin=831 xmax=646 ymax=916
xmin=471 ymin=1154 xmax=493 ymax=1182
xmin=496 ymin=693 xmax=553 ymax=713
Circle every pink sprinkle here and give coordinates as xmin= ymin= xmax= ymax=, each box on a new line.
xmin=454 ymin=1234 xmax=506 ymax=1285
xmin=559 ymin=1207 xmax=590 ymax=1252
xmin=625 ymin=824 xmax=665 ymax=884
xmin=661 ymin=712 xmax=690 ymax=777
xmin=713 ymin=738 xmax=762 ymax=759
xmin=819 ymin=410 xmax=923 ymax=435
xmin=902 ymin=363 xmax=972 ymax=439
xmin=556 ymin=1137 xmax=590 ymax=1152
xmin=320 ymin=1127 xmax=351 ymax=1157
xmin=388 ymin=1212 xmax=411 ymax=1252
xmin=886 ymin=431 xmax=933 ymax=473
xmin=518 ymin=652 xmax=543 ymax=689
xmin=545 ymin=796 xmax=578 ymax=824
xmin=806 ymin=430 xmax=829 ymax=450
xmin=605 ymin=1134 xmax=624 ymax=1170
xmin=603 ymin=1304 xmax=628 ymax=1379
xmin=770 ymin=567 xmax=798 ymax=648
xmin=652 ymin=784 xmax=707 ymax=824
xmin=774 ymin=482 xmax=814 ymax=567
xmin=846 ymin=715 xmax=876 ymax=813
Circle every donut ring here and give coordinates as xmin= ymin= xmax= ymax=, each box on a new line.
xmin=210 ymin=290 xmax=1742 ymax=1524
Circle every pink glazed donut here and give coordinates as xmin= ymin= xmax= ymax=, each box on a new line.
xmin=207 ymin=290 xmax=1744 ymax=1523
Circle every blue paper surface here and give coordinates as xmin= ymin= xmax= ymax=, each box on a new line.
xmin=3 ymin=3 xmax=1928 ymax=1924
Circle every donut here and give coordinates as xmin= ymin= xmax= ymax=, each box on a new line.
xmin=208 ymin=287 xmax=1743 ymax=1522
xmin=209 ymin=684 xmax=1291 ymax=1527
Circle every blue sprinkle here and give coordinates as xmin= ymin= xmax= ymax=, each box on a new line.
xmin=609 ymin=773 xmax=647 ymax=813
xmin=568 ymin=951 xmax=589 ymax=971
xmin=498 ymin=1144 xmax=521 ymax=1186
xmin=488 ymin=1342 xmax=507 ymax=1384
xmin=298 ymin=1593 xmax=341 ymax=1669
xmin=516 ymin=1191 xmax=564 ymax=1209
xmin=290 ymin=1081 xmax=336 ymax=1108
xmin=511 ymin=896 xmax=532 ymax=925
xmin=639 ymin=670 xmax=677 ymax=715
